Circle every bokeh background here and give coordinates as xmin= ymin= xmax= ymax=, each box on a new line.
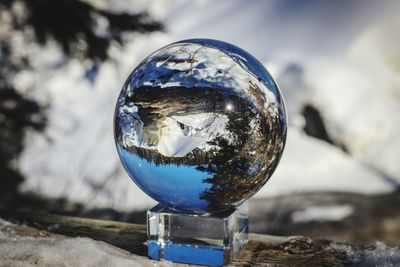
xmin=1 ymin=0 xmax=400 ymax=246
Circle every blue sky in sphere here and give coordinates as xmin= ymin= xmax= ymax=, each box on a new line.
xmin=117 ymin=144 xmax=212 ymax=211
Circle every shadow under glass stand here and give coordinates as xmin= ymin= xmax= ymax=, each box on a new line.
xmin=147 ymin=203 xmax=249 ymax=266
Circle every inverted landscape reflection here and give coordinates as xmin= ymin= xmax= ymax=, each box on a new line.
xmin=114 ymin=39 xmax=287 ymax=213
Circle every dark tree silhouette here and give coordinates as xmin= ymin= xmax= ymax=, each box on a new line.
xmin=0 ymin=0 xmax=163 ymax=61
xmin=0 ymin=0 xmax=163 ymax=207
xmin=0 ymin=43 xmax=47 ymax=196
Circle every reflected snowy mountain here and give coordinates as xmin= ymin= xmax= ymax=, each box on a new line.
xmin=114 ymin=39 xmax=287 ymax=213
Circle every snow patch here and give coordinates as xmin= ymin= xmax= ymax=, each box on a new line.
xmin=0 ymin=235 xmax=170 ymax=267
xmin=332 ymin=241 xmax=400 ymax=267
xmin=291 ymin=205 xmax=353 ymax=223
xmin=305 ymin=17 xmax=400 ymax=184
xmin=157 ymin=113 xmax=228 ymax=157
xmin=255 ymin=128 xmax=394 ymax=198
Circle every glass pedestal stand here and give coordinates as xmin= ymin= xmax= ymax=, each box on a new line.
xmin=147 ymin=203 xmax=248 ymax=266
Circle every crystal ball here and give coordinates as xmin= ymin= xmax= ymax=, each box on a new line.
xmin=114 ymin=39 xmax=287 ymax=213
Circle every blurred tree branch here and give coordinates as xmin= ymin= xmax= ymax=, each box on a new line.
xmin=0 ymin=0 xmax=163 ymax=202
xmin=1 ymin=0 xmax=163 ymax=61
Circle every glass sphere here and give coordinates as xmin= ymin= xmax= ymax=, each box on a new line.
xmin=114 ymin=39 xmax=287 ymax=213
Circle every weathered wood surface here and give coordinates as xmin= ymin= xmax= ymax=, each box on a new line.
xmin=2 ymin=210 xmax=385 ymax=266
xmin=0 ymin=210 xmax=148 ymax=256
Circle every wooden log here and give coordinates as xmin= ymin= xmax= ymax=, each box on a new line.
xmin=0 ymin=209 xmax=353 ymax=266
xmin=0 ymin=210 xmax=147 ymax=256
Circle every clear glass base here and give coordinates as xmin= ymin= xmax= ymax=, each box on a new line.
xmin=147 ymin=203 xmax=248 ymax=266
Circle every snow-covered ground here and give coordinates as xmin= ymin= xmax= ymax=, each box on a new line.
xmin=0 ymin=234 xmax=168 ymax=267
xmin=15 ymin=0 xmax=400 ymax=211
xmin=259 ymin=128 xmax=394 ymax=198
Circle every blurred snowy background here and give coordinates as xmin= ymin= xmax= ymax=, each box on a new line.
xmin=1 ymin=0 xmax=400 ymax=245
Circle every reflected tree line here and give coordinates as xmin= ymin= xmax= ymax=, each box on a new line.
xmin=199 ymin=82 xmax=286 ymax=210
